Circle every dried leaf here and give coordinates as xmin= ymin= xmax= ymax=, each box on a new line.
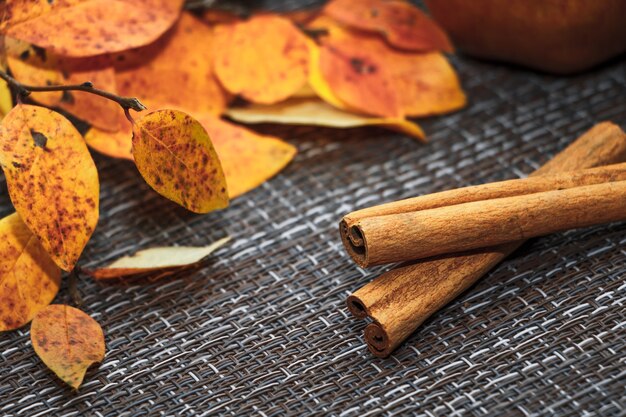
xmin=87 ymin=237 xmax=230 ymax=279
xmin=83 ymin=111 xmax=133 ymax=159
xmin=213 ymin=14 xmax=309 ymax=104
xmin=114 ymin=12 xmax=229 ymax=115
xmin=131 ymin=109 xmax=229 ymax=213
xmin=226 ymin=98 xmax=425 ymax=141
xmin=86 ymin=113 xmax=296 ymax=198
xmin=2 ymin=0 xmax=184 ymax=57
xmin=31 ymin=304 xmax=105 ymax=389
xmin=5 ymin=38 xmax=120 ymax=131
xmin=0 ymin=213 xmax=61 ymax=331
xmin=323 ymin=0 xmax=453 ymax=52
xmin=198 ymin=115 xmax=297 ymax=198
xmin=308 ymin=17 xmax=465 ymax=117
xmin=0 ymin=104 xmax=99 ymax=271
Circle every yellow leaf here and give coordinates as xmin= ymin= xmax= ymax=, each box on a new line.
xmin=31 ymin=304 xmax=105 ymax=389
xmin=0 ymin=104 xmax=99 ymax=271
xmin=86 ymin=113 xmax=296 ymax=198
xmin=226 ymin=98 xmax=425 ymax=141
xmin=0 ymin=36 xmax=13 ymax=119
xmin=86 ymin=237 xmax=230 ymax=280
xmin=131 ymin=109 xmax=229 ymax=213
xmin=0 ymin=213 xmax=61 ymax=331
xmin=2 ymin=0 xmax=184 ymax=57
xmin=0 ymin=80 xmax=11 ymax=119
xmin=5 ymin=38 xmax=120 ymax=131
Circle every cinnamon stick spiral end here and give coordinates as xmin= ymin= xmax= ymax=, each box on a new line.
xmin=364 ymin=322 xmax=392 ymax=358
xmin=339 ymin=219 xmax=369 ymax=267
xmin=346 ymin=294 xmax=369 ymax=319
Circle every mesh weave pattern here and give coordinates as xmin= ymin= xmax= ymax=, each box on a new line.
xmin=1 ymin=2 xmax=625 ymax=416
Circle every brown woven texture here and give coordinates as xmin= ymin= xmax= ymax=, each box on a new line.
xmin=1 ymin=2 xmax=626 ymax=416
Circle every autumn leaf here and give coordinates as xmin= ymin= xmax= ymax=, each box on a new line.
xmin=86 ymin=237 xmax=230 ymax=279
xmin=132 ymin=109 xmax=229 ymax=213
xmin=83 ymin=111 xmax=134 ymax=160
xmin=1 ymin=0 xmax=184 ymax=57
xmin=317 ymin=38 xmax=403 ymax=118
xmin=198 ymin=116 xmax=297 ymax=198
xmin=114 ymin=12 xmax=229 ymax=115
xmin=308 ymin=16 xmax=465 ymax=118
xmin=226 ymin=98 xmax=425 ymax=141
xmin=0 ymin=213 xmax=61 ymax=331
xmin=5 ymin=38 xmax=120 ymax=131
xmin=213 ymin=14 xmax=310 ymax=104
xmin=323 ymin=0 xmax=453 ymax=52
xmin=0 ymin=104 xmax=99 ymax=271
xmin=31 ymin=304 xmax=105 ymax=389
xmin=86 ymin=112 xmax=296 ymax=198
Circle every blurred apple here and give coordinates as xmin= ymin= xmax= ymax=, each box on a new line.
xmin=424 ymin=0 xmax=626 ymax=74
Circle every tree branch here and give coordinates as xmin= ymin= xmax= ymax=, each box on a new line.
xmin=0 ymin=69 xmax=147 ymax=112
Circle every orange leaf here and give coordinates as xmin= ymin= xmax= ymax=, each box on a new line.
xmin=197 ymin=116 xmax=297 ymax=198
xmin=83 ymin=111 xmax=134 ymax=160
xmin=0 ymin=104 xmax=99 ymax=271
xmin=0 ymin=213 xmax=61 ymax=331
xmin=31 ymin=304 xmax=105 ymax=389
xmin=114 ymin=12 xmax=229 ymax=115
xmin=323 ymin=0 xmax=453 ymax=52
xmin=213 ymin=14 xmax=310 ymax=104
xmin=5 ymin=38 xmax=120 ymax=131
xmin=131 ymin=109 xmax=229 ymax=213
xmin=318 ymin=38 xmax=403 ymax=118
xmin=308 ymin=17 xmax=465 ymax=117
xmin=86 ymin=237 xmax=230 ymax=280
xmin=85 ymin=113 xmax=296 ymax=198
xmin=2 ymin=0 xmax=184 ymax=57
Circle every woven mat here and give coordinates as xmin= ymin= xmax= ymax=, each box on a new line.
xmin=2 ymin=3 xmax=626 ymax=416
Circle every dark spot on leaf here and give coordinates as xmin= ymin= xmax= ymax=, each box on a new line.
xmin=12 ymin=161 xmax=22 ymax=168
xmin=350 ymin=58 xmax=376 ymax=75
xmin=30 ymin=130 xmax=48 ymax=149
xmin=19 ymin=50 xmax=30 ymax=61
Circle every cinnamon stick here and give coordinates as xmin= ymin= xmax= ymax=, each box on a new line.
xmin=345 ymin=121 xmax=626 ymax=357
xmin=341 ymin=163 xmax=626 ymax=266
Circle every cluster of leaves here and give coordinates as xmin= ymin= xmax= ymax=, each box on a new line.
xmin=222 ymin=0 xmax=466 ymax=140
xmin=0 ymin=0 xmax=465 ymax=389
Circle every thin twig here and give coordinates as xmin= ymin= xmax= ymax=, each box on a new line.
xmin=0 ymin=69 xmax=147 ymax=112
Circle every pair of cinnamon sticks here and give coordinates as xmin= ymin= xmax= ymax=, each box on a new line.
xmin=340 ymin=122 xmax=626 ymax=357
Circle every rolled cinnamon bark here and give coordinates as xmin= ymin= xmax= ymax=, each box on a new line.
xmin=346 ymin=121 xmax=626 ymax=356
xmin=342 ymin=163 xmax=626 ymax=267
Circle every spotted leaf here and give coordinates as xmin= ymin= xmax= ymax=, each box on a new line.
xmin=0 ymin=104 xmax=99 ymax=271
xmin=31 ymin=304 xmax=105 ymax=389
xmin=0 ymin=213 xmax=61 ymax=331
xmin=131 ymin=109 xmax=228 ymax=213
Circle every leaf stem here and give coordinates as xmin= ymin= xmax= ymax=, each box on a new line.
xmin=0 ymin=69 xmax=147 ymax=112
